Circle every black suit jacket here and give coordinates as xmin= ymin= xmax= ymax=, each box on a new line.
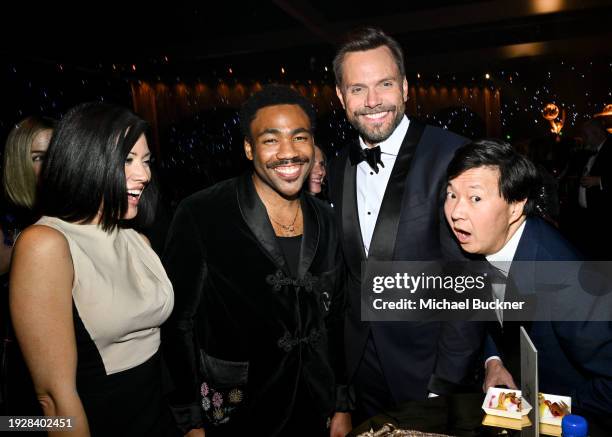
xmin=584 ymin=135 xmax=612 ymax=214
xmin=486 ymin=217 xmax=612 ymax=416
xmin=161 ymin=174 xmax=347 ymax=435
xmin=328 ymin=119 xmax=484 ymax=403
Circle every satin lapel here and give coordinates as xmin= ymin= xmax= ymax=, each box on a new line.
xmin=298 ymin=195 xmax=318 ymax=279
xmin=237 ymin=173 xmax=289 ymax=275
xmin=368 ymin=119 xmax=426 ymax=260
xmin=341 ymin=146 xmax=366 ymax=275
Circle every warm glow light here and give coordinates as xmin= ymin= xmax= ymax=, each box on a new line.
xmin=228 ymin=67 xmax=233 ymax=74
xmin=281 ymin=67 xmax=285 ymax=74
xmin=529 ymin=0 xmax=565 ymax=14
xmin=417 ymin=73 xmax=420 ymax=79
xmin=542 ymin=103 xmax=565 ymax=134
xmin=502 ymin=42 xmax=546 ymax=58
xmin=594 ymin=103 xmax=612 ymax=118
xmin=131 ymin=64 xmax=136 ymax=71
xmin=594 ymin=104 xmax=612 ymax=134
xmin=542 ymin=103 xmax=559 ymax=120
xmin=485 ymin=73 xmax=490 ymax=79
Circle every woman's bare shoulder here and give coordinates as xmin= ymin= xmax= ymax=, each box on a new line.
xmin=14 ymin=224 xmax=70 ymax=258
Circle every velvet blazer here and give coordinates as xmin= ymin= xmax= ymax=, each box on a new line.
xmin=161 ymin=173 xmax=348 ymax=435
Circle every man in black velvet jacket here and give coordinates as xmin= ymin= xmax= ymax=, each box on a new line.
xmin=162 ymin=85 xmax=351 ymax=437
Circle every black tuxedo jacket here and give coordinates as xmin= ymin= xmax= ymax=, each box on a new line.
xmin=328 ymin=119 xmax=484 ymax=402
xmin=161 ymin=174 xmax=347 ymax=435
xmin=585 ymin=135 xmax=612 ymax=214
xmin=486 ymin=217 xmax=612 ymax=416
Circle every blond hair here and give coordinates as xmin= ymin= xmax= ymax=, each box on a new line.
xmin=2 ymin=116 xmax=54 ymax=208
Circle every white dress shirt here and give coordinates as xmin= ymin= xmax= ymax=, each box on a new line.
xmin=486 ymin=221 xmax=526 ymax=324
xmin=357 ymin=115 xmax=409 ymax=256
xmin=484 ymin=220 xmax=526 ymax=366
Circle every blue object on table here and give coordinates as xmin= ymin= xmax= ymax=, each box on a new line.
xmin=562 ymin=414 xmax=588 ymax=437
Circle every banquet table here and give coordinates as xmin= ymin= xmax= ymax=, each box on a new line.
xmin=349 ymin=393 xmax=611 ymax=437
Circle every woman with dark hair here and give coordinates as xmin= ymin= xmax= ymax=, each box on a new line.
xmin=9 ymin=102 xmax=174 ymax=436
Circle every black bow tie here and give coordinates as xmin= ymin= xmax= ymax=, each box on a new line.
xmin=349 ymin=144 xmax=385 ymax=173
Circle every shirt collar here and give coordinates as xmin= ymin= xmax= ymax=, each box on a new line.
xmin=359 ymin=115 xmax=409 ymax=157
xmin=486 ymin=220 xmax=526 ymax=273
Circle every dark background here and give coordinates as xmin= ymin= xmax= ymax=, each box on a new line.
xmin=1 ymin=0 xmax=611 ymax=202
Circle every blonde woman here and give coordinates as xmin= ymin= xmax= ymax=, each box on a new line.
xmin=1 ymin=116 xmax=54 ymax=415
xmin=3 ymin=116 xmax=54 ymax=211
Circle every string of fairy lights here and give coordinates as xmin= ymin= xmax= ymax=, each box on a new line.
xmin=5 ymin=57 xmax=610 ymax=128
xmin=2 ymin=57 xmax=611 ymax=199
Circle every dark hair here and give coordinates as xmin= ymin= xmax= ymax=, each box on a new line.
xmin=333 ymin=26 xmax=405 ymax=86
xmin=239 ymin=84 xmax=316 ymax=141
xmin=583 ymin=117 xmax=605 ymax=131
xmin=38 ymin=102 xmax=158 ymax=232
xmin=447 ymin=139 xmax=542 ymax=216
xmin=580 ymin=117 xmax=607 ymax=149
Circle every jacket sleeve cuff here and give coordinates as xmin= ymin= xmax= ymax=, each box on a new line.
xmin=335 ymin=384 xmax=355 ymax=412
xmin=169 ymin=402 xmax=205 ymax=434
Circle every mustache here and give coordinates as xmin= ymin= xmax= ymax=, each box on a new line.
xmin=354 ymin=105 xmax=396 ymax=116
xmin=266 ymin=157 xmax=310 ymax=169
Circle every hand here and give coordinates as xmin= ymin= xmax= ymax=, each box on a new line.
xmin=580 ymin=175 xmax=601 ymax=188
xmin=330 ymin=412 xmax=352 ymax=437
xmin=185 ymin=428 xmax=205 ymax=437
xmin=483 ymin=359 xmax=517 ymax=392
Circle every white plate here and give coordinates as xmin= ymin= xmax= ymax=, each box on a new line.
xmin=482 ymin=387 xmax=532 ymax=420
xmin=538 ymin=392 xmax=571 ymax=426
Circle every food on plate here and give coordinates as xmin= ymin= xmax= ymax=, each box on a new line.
xmin=538 ymin=393 xmax=570 ymax=418
xmin=488 ymin=391 xmax=523 ymax=412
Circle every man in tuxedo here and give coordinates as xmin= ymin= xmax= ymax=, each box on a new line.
xmin=578 ymin=117 xmax=612 ymax=259
xmin=444 ymin=139 xmax=612 ymax=416
xmin=328 ymin=26 xmax=484 ymax=422
xmin=162 ymin=85 xmax=351 ymax=437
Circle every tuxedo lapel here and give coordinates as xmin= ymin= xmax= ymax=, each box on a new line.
xmin=589 ymin=135 xmax=612 ymax=175
xmin=237 ymin=173 xmax=289 ymax=275
xmin=341 ymin=147 xmax=366 ymax=275
xmin=368 ymin=119 xmax=425 ymax=260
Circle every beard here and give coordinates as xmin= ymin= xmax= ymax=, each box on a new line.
xmin=349 ymin=103 xmax=405 ymax=144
